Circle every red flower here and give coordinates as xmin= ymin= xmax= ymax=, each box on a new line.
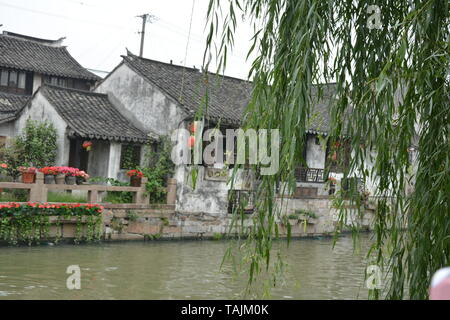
xmin=127 ymin=169 xmax=144 ymax=178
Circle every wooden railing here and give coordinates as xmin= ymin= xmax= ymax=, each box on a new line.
xmin=295 ymin=167 xmax=326 ymax=183
xmin=0 ymin=172 xmax=150 ymax=204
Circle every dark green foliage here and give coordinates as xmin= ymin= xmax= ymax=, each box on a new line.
xmin=15 ymin=119 xmax=58 ymax=168
xmin=0 ymin=203 xmax=103 ymax=245
xmin=90 ymin=177 xmax=133 ymax=203
xmin=141 ymin=137 xmax=175 ymax=204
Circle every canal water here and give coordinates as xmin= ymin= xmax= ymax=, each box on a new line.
xmin=0 ymin=234 xmax=373 ymax=299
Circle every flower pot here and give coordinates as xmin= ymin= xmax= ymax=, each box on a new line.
xmin=65 ymin=176 xmax=77 ymax=185
xmin=21 ymin=172 xmax=36 ymax=184
xmin=55 ymin=174 xmax=66 ymax=184
xmin=76 ymin=176 xmax=85 ymax=185
xmin=130 ymin=176 xmax=142 ymax=187
xmin=44 ymin=175 xmax=56 ymax=184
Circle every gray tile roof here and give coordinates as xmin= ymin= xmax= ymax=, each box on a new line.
xmin=306 ymin=84 xmax=336 ymax=135
xmin=0 ymin=32 xmax=100 ymax=81
xmin=123 ymin=52 xmax=252 ymax=126
xmin=40 ymin=85 xmax=155 ymax=143
xmin=0 ymin=92 xmax=29 ymax=124
xmin=122 ymin=52 xmax=336 ymax=133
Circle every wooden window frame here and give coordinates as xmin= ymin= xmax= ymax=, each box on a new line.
xmin=0 ymin=68 xmax=27 ymax=94
xmin=120 ymin=144 xmax=142 ymax=170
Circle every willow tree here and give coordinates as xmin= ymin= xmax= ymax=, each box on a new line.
xmin=202 ymin=0 xmax=449 ymax=299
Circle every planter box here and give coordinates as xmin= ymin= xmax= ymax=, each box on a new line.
xmin=130 ymin=176 xmax=142 ymax=187
xmin=46 ymin=216 xmax=99 ymax=238
xmin=298 ymin=215 xmax=317 ymax=224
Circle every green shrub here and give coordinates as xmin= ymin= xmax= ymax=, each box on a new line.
xmin=0 ymin=202 xmax=103 ymax=245
xmin=90 ymin=176 xmax=133 ymax=203
xmin=47 ymin=192 xmax=87 ymax=203
xmin=294 ymin=209 xmax=317 ymax=219
xmin=15 ymin=119 xmax=58 ymax=168
xmin=140 ymin=136 xmax=175 ymax=204
xmin=212 ymin=232 xmax=223 ymax=241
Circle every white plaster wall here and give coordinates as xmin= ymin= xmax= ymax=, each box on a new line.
xmin=107 ymin=142 xmax=122 ymax=179
xmin=14 ymin=92 xmax=70 ymax=166
xmin=95 ymin=63 xmax=188 ymax=136
xmin=175 ymin=165 xmax=230 ymax=216
xmin=32 ymin=73 xmax=43 ymax=94
xmin=306 ymin=135 xmax=326 ymax=169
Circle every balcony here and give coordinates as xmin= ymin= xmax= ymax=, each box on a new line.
xmin=295 ymin=167 xmax=327 ymax=183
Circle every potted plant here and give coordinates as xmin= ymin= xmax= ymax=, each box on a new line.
xmin=75 ymin=170 xmax=90 ymax=185
xmin=82 ymin=141 xmax=93 ymax=151
xmin=287 ymin=213 xmax=299 ymax=225
xmin=127 ymin=169 xmax=144 ymax=187
xmin=0 ymin=163 xmax=8 ymax=182
xmin=62 ymin=167 xmax=79 ymax=185
xmin=39 ymin=166 xmax=58 ymax=184
xmin=295 ymin=210 xmax=318 ymax=224
xmin=18 ymin=166 xmax=37 ymax=184
xmin=52 ymin=166 xmax=66 ymax=184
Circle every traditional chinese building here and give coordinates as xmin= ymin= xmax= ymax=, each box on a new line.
xmin=95 ymin=51 xmax=347 ymax=216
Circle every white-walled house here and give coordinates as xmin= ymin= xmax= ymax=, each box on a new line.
xmin=0 ymin=31 xmax=157 ymax=180
xmin=95 ymin=51 xmax=345 ymax=216
xmin=15 ymin=84 xmax=154 ymax=179
xmin=0 ymin=30 xmax=369 ymax=220
xmin=0 ymin=31 xmax=99 ymax=146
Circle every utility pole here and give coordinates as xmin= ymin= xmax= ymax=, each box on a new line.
xmin=136 ymin=14 xmax=157 ymax=57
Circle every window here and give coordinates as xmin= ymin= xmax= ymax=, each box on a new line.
xmin=228 ymin=190 xmax=255 ymax=214
xmin=44 ymin=76 xmax=69 ymax=88
xmin=18 ymin=73 xmax=26 ymax=89
xmin=0 ymin=70 xmax=8 ymax=86
xmin=8 ymin=71 xmax=17 ymax=87
xmin=0 ymin=68 xmax=28 ymax=94
xmin=120 ymin=144 xmax=142 ymax=169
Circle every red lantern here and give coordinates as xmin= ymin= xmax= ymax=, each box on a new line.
xmin=189 ymin=122 xmax=197 ymax=133
xmin=188 ymin=136 xmax=195 ymax=148
xmin=332 ymin=151 xmax=337 ymax=161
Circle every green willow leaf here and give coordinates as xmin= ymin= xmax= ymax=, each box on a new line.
xmin=202 ymin=0 xmax=449 ymax=299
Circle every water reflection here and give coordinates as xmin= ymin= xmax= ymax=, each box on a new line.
xmin=0 ymin=234 xmax=372 ymax=299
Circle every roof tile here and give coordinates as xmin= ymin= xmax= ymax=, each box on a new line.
xmin=40 ymin=85 xmax=154 ymax=143
xmin=0 ymin=32 xmax=100 ymax=81
xmin=123 ymin=53 xmax=335 ymax=132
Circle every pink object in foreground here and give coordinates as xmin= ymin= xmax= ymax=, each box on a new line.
xmin=430 ymin=267 xmax=450 ymax=300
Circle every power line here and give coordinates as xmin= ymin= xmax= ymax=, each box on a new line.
xmin=0 ymin=1 xmax=129 ymax=30
xmin=180 ymin=0 xmax=196 ymax=101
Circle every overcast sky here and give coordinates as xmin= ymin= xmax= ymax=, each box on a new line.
xmin=0 ymin=0 xmax=253 ymax=79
